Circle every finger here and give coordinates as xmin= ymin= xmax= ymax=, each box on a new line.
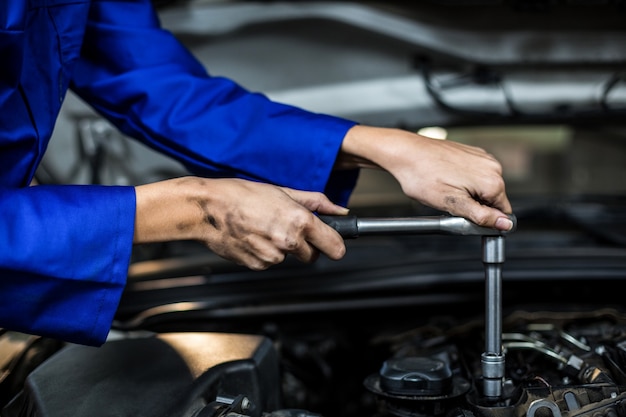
xmin=223 ymin=235 xmax=287 ymax=271
xmin=474 ymin=175 xmax=513 ymax=215
xmin=285 ymin=240 xmax=321 ymax=264
xmin=281 ymin=188 xmax=349 ymax=215
xmin=268 ymin=209 xmax=344 ymax=262
xmin=485 ymin=189 xmax=513 ymax=216
xmin=305 ymin=216 xmax=347 ymax=261
xmin=445 ymin=194 xmax=514 ymax=231
xmin=269 ymin=219 xmax=319 ymax=263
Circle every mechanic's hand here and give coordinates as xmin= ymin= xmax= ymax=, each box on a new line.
xmin=134 ymin=176 xmax=349 ymax=270
xmin=337 ymin=125 xmax=513 ymax=231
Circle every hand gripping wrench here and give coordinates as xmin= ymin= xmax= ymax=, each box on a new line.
xmin=320 ymin=213 xmax=517 ymax=399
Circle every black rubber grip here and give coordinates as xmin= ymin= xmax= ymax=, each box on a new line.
xmin=318 ymin=215 xmax=359 ymax=239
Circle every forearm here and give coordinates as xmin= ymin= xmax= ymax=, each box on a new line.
xmin=336 ymin=125 xmax=414 ymax=171
xmin=74 ymin=0 xmax=358 ymax=204
xmin=336 ymin=125 xmax=514 ymax=230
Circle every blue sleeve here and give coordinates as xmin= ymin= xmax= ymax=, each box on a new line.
xmin=70 ymin=0 xmax=359 ymax=205
xmin=0 ymin=185 xmax=136 ymax=346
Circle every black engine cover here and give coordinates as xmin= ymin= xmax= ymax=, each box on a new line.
xmin=3 ymin=332 xmax=281 ymax=417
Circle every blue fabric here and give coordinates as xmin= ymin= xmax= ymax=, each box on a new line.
xmin=0 ymin=0 xmax=359 ymax=345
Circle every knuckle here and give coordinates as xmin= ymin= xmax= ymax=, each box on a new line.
xmin=299 ymin=208 xmax=316 ymax=223
xmin=309 ymin=191 xmax=326 ymax=202
xmin=489 ymin=174 xmax=506 ymax=190
xmin=267 ymin=252 xmax=286 ymax=265
xmin=289 ymin=210 xmax=316 ymax=233
xmin=283 ymin=237 xmax=300 ymax=251
xmin=472 ymin=211 xmax=492 ymax=227
xmin=250 ymin=254 xmax=284 ymax=270
xmin=247 ymin=261 xmax=267 ymax=271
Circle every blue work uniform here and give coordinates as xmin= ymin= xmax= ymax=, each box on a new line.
xmin=0 ymin=0 xmax=358 ymax=346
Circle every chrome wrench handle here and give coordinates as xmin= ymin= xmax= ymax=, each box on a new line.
xmin=319 ymin=214 xmax=516 ymax=238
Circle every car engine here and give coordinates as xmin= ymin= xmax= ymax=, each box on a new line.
xmin=364 ymin=308 xmax=626 ymax=417
xmin=3 ymin=282 xmax=626 ymax=417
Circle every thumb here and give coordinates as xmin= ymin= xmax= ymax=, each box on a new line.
xmin=281 ymin=188 xmax=350 ymax=215
xmin=449 ymin=195 xmax=514 ymax=232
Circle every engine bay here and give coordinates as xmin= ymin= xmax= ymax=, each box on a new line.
xmin=4 ymin=294 xmax=626 ymax=417
xmin=4 ymin=207 xmax=626 ymax=417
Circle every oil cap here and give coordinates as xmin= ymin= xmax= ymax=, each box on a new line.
xmin=379 ymin=356 xmax=453 ymax=396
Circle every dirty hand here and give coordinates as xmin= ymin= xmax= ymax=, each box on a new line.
xmin=337 ymin=125 xmax=513 ymax=231
xmin=134 ymin=176 xmax=349 ymax=270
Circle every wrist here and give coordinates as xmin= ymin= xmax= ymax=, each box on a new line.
xmin=133 ymin=177 xmax=207 ymax=244
xmin=338 ymin=125 xmax=411 ymax=171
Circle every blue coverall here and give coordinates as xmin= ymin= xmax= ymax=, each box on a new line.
xmin=0 ymin=0 xmax=358 ymax=346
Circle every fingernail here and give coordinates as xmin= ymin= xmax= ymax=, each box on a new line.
xmin=496 ymin=217 xmax=513 ymax=231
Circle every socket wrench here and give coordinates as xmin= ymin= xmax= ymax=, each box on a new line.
xmin=320 ymin=213 xmax=517 ymax=399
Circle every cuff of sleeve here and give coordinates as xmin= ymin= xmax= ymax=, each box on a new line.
xmin=0 ymin=184 xmax=136 ymax=346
